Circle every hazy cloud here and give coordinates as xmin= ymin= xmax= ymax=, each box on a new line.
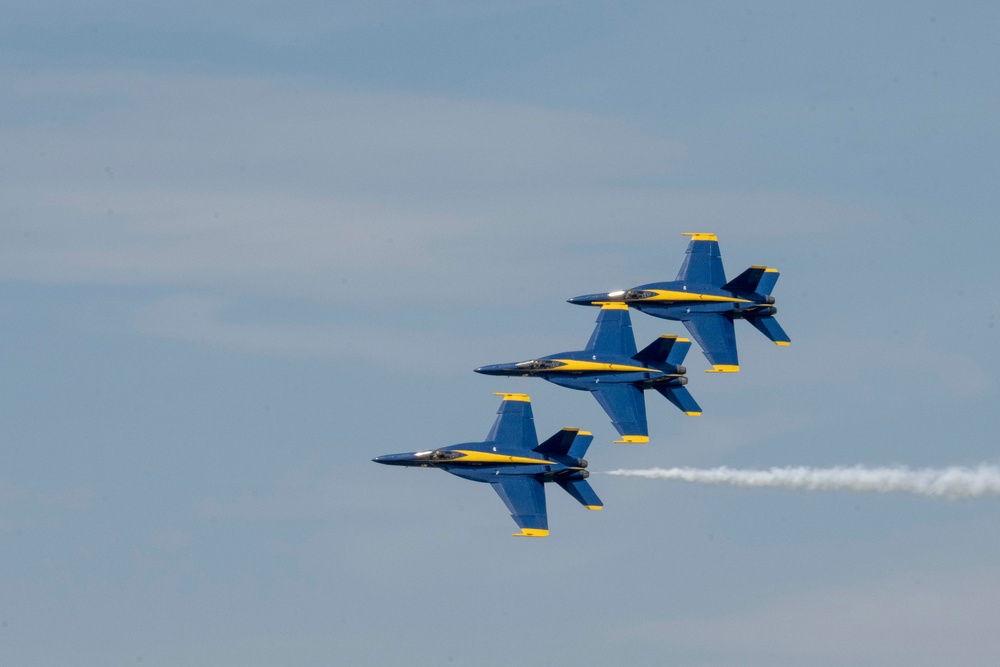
xmin=2 ymin=70 xmax=879 ymax=308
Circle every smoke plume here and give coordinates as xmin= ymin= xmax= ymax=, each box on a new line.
xmin=605 ymin=464 xmax=1000 ymax=499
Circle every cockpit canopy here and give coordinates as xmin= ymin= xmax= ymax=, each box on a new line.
xmin=625 ymin=290 xmax=657 ymax=300
xmin=429 ymin=449 xmax=463 ymax=461
xmin=514 ymin=359 xmax=564 ymax=371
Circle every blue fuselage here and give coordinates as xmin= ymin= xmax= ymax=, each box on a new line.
xmin=569 ymin=280 xmax=776 ymax=323
xmin=474 ymin=349 xmax=687 ymax=393
xmin=372 ymin=442 xmax=589 ymax=484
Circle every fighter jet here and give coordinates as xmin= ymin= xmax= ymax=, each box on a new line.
xmin=372 ymin=393 xmax=602 ymax=537
xmin=568 ymin=232 xmax=789 ymax=372
xmin=475 ymin=302 xmax=700 ymax=444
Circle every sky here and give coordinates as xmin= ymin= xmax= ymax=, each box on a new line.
xmin=3 ymin=1 xmax=1000 ymax=665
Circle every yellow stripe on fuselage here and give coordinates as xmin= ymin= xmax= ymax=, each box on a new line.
xmin=547 ymin=359 xmax=659 ymax=374
xmin=451 ymin=450 xmax=555 ymax=465
xmin=628 ymin=289 xmax=751 ymax=304
xmin=594 ymin=301 xmax=629 ymax=310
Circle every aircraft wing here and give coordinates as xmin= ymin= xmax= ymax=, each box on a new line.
xmin=491 ymin=478 xmax=548 ymax=537
xmin=485 ymin=393 xmax=539 ymax=451
xmin=584 ymin=303 xmax=638 ymax=357
xmin=681 ymin=313 xmax=739 ymax=371
xmin=590 ymin=383 xmax=649 ymax=443
xmin=674 ymin=233 xmax=726 ymax=286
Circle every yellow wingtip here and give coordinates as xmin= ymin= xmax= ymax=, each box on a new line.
xmin=685 ymin=411 xmax=702 ymax=416
xmin=493 ymin=392 xmax=530 ymax=402
xmin=775 ymin=341 xmax=790 ymax=346
xmin=682 ymin=232 xmax=718 ymax=241
xmin=513 ymin=528 xmax=548 ymax=537
xmin=705 ymin=365 xmax=740 ymax=373
xmin=586 ymin=505 xmax=603 ymax=511
xmin=614 ymin=435 xmax=649 ymax=444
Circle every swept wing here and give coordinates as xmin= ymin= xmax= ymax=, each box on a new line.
xmin=491 ymin=477 xmax=548 ymax=537
xmin=591 ymin=383 xmax=649 ymax=443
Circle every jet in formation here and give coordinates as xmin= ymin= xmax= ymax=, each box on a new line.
xmin=568 ymin=232 xmax=789 ymax=372
xmin=475 ymin=302 xmax=700 ymax=444
xmin=373 ymin=393 xmax=602 ymax=537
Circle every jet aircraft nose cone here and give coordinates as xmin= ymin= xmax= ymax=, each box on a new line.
xmin=372 ymin=453 xmax=419 ymax=466
xmin=474 ymin=363 xmax=513 ymax=376
xmin=567 ymin=291 xmax=622 ymax=306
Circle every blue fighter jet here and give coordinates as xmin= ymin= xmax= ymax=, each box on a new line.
xmin=475 ymin=302 xmax=700 ymax=444
xmin=372 ymin=393 xmax=602 ymax=537
xmin=568 ymin=232 xmax=790 ymax=372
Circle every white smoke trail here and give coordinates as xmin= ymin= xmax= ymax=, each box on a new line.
xmin=605 ymin=464 xmax=1000 ymax=499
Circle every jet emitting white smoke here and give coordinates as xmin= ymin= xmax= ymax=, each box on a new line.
xmin=605 ymin=464 xmax=1000 ymax=499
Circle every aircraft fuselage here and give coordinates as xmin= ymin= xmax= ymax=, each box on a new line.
xmin=372 ymin=442 xmax=589 ymax=484
xmin=568 ymin=280 xmax=777 ymax=322
xmin=475 ymin=350 xmax=686 ymax=393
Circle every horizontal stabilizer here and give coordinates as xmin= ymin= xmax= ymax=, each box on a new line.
xmin=723 ymin=266 xmax=777 ymax=294
xmin=556 ymin=478 xmax=603 ymax=510
xmin=746 ymin=315 xmax=790 ymax=345
xmin=653 ymin=385 xmax=702 ymax=416
xmin=633 ymin=335 xmax=691 ymax=367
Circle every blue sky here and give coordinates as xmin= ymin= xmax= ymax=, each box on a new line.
xmin=3 ymin=2 xmax=1000 ymax=665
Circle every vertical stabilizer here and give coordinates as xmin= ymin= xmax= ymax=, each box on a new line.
xmin=722 ymin=266 xmax=779 ymax=296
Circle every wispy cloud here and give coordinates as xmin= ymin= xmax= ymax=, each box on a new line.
xmin=2 ymin=69 xmax=887 ymax=367
xmin=2 ymin=71 xmax=877 ymax=300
